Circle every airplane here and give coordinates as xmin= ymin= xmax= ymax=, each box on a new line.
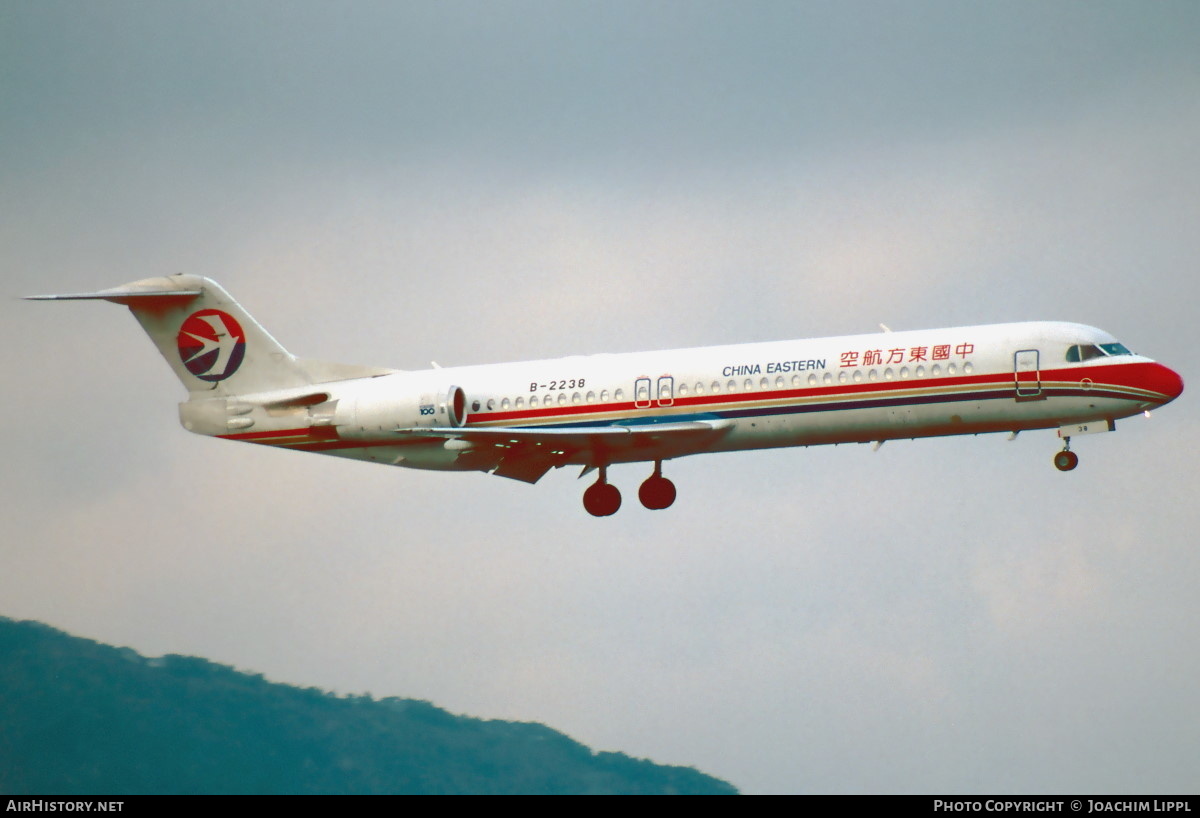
xmin=28 ymin=275 xmax=1183 ymax=516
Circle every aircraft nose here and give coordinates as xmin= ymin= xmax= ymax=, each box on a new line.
xmin=1149 ymin=363 xmax=1184 ymax=404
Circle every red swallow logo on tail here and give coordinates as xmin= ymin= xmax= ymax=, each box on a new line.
xmin=177 ymin=309 xmax=246 ymax=381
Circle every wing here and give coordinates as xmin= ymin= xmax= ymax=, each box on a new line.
xmin=397 ymin=419 xmax=733 ymax=483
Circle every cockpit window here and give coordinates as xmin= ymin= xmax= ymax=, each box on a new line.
xmin=1066 ymin=342 xmax=1133 ymax=362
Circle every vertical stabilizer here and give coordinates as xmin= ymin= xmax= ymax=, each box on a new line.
xmin=27 ymin=275 xmax=312 ymax=396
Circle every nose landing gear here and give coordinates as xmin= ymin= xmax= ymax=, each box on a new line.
xmin=1053 ymin=438 xmax=1079 ymax=471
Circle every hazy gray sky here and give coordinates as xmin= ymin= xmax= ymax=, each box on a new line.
xmin=3 ymin=1 xmax=1198 ymax=794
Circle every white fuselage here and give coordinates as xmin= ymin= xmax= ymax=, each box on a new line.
xmin=211 ymin=320 xmax=1183 ymax=477
xmin=33 ymin=275 xmax=1183 ymax=514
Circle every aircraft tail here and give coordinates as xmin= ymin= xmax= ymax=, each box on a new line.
xmin=28 ymin=275 xmax=320 ymax=396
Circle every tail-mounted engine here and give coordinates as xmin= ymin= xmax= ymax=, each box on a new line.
xmin=179 ymin=377 xmax=469 ymax=443
xmin=421 ymin=385 xmax=468 ymax=428
xmin=341 ymin=381 xmax=469 ymax=440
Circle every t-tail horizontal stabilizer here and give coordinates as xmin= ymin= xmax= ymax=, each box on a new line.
xmin=25 ymin=281 xmax=202 ymax=306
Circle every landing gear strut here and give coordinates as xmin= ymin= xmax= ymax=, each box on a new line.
xmin=1053 ymin=438 xmax=1079 ymax=472
xmin=583 ymin=466 xmax=621 ymax=517
xmin=638 ymin=462 xmax=676 ymax=510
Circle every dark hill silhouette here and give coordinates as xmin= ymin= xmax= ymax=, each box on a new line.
xmin=0 ymin=617 xmax=736 ymax=794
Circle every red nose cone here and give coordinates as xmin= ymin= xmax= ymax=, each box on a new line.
xmin=1150 ymin=363 xmax=1184 ymax=404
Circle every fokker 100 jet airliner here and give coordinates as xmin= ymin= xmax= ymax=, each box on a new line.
xmin=29 ymin=275 xmax=1183 ymax=516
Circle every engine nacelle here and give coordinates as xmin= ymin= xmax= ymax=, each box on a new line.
xmin=341 ymin=379 xmax=468 ymax=440
xmin=439 ymin=384 xmax=468 ymax=428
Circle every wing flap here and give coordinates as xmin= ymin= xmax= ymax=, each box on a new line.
xmin=491 ymin=454 xmax=560 ymax=484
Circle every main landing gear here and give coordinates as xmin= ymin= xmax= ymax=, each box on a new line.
xmin=583 ymin=467 xmax=621 ymax=517
xmin=638 ymin=462 xmax=677 ymax=510
xmin=582 ymin=462 xmax=677 ymax=516
xmin=1053 ymin=438 xmax=1079 ymax=472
